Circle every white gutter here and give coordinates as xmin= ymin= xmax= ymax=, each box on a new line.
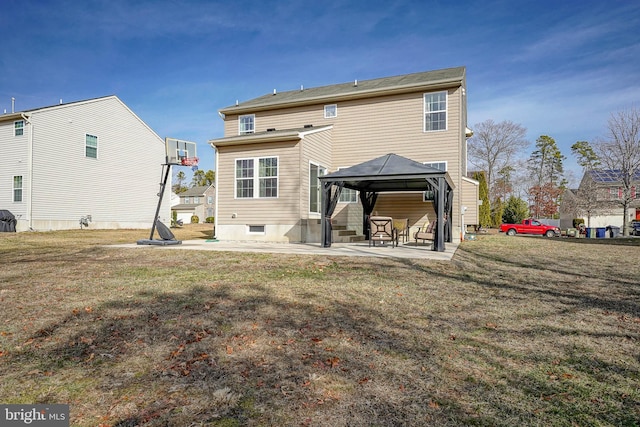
xmin=21 ymin=113 xmax=33 ymax=230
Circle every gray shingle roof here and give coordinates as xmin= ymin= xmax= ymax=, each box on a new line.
xmin=221 ymin=66 xmax=465 ymax=114
xmin=180 ymin=185 xmax=211 ymax=196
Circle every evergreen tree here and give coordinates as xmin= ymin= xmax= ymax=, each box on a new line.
xmin=503 ymin=196 xmax=529 ymax=224
xmin=473 ymin=171 xmax=491 ymax=228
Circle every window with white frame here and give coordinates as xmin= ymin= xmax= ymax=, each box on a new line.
xmin=324 ymin=104 xmax=337 ymax=118
xmin=193 ymin=196 xmax=200 ymax=203
xmin=207 ymin=196 xmax=213 ymax=204
xmin=85 ymin=134 xmax=98 ymax=158
xmin=235 ymin=157 xmax=278 ymax=198
xmin=424 ymin=91 xmax=447 ymax=131
xmin=184 ymin=196 xmax=190 ymax=203
xmin=239 ymin=114 xmax=255 ymax=134
xmin=336 ymin=167 xmax=358 ymax=202
xmin=309 ymin=162 xmax=326 ymax=214
xmin=423 ymin=161 xmax=447 ymax=171
xmin=422 ymin=161 xmax=446 ymax=201
xmin=13 ymin=176 xmax=23 ymax=202
xmin=14 ymin=120 xmax=24 ymax=136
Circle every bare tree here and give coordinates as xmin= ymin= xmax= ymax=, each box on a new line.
xmin=468 ymin=120 xmax=529 ymax=202
xmin=592 ymin=108 xmax=640 ymax=236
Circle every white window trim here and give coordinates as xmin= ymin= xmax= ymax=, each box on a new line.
xmin=85 ymin=134 xmax=98 ymax=159
xmin=309 ymin=161 xmax=327 ymax=216
xmin=324 ymin=104 xmax=337 ymax=119
xmin=239 ymin=114 xmax=255 ymax=135
xmin=234 ymin=156 xmax=279 ymax=199
xmin=423 ymin=161 xmax=448 ymax=172
xmin=14 ymin=120 xmax=24 ymax=137
xmin=423 ymin=91 xmax=448 ymax=132
xmin=13 ymin=175 xmax=23 ymax=202
xmin=336 ymin=167 xmax=358 ymax=203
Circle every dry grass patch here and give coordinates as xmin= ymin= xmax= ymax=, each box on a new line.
xmin=0 ymin=226 xmax=639 ymax=426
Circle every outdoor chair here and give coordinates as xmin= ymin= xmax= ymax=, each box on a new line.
xmin=414 ymin=218 xmax=436 ymax=245
xmin=369 ymin=216 xmax=398 ymax=247
xmin=393 ymin=218 xmax=410 ymax=243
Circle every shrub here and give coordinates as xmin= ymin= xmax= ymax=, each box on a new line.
xmin=205 ymin=217 xmax=215 ymax=224
xmin=502 ymin=196 xmax=529 ymax=224
xmin=191 ymin=215 xmax=199 ymax=224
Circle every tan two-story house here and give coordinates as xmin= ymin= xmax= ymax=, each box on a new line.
xmin=208 ymin=66 xmax=478 ymax=244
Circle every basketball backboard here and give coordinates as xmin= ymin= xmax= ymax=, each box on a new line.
xmin=165 ymin=138 xmax=198 ymax=165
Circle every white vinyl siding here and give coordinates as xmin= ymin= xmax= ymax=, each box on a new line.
xmin=6 ymin=96 xmax=168 ymax=230
xmin=424 ymin=91 xmax=447 ymax=131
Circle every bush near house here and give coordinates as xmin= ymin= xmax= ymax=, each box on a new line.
xmin=205 ymin=216 xmax=215 ymax=223
xmin=190 ymin=215 xmax=199 ymax=224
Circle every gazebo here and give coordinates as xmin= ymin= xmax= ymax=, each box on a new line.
xmin=318 ymin=153 xmax=454 ymax=251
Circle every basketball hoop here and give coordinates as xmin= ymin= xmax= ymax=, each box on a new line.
xmin=181 ymin=156 xmax=199 ymax=166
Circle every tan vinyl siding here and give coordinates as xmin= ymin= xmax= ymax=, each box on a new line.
xmin=461 ymin=177 xmax=479 ymax=227
xmin=215 ymin=69 xmax=472 ymax=241
xmin=216 ymin=141 xmax=301 ymax=225
xmin=225 ymin=89 xmax=462 ymax=184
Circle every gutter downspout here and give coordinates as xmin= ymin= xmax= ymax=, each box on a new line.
xmin=21 ymin=113 xmax=33 ymax=230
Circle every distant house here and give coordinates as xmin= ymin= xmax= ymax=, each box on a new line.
xmin=171 ymin=185 xmax=215 ymax=224
xmin=561 ymin=169 xmax=640 ymax=228
xmin=0 ymin=96 xmax=169 ymax=231
xmin=209 ymin=66 xmax=478 ymax=243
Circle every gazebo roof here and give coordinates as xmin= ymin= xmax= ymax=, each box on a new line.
xmin=319 ymin=153 xmax=454 ymax=192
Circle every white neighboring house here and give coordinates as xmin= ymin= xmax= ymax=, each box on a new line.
xmin=0 ymin=96 xmax=170 ymax=231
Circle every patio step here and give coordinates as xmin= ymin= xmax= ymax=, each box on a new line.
xmin=332 ymin=227 xmax=365 ymax=243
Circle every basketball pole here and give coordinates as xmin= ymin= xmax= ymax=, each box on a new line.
xmin=148 ymin=161 xmax=171 ymax=240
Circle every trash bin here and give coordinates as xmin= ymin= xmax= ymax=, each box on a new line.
xmin=585 ymin=227 xmax=596 ymax=238
xmin=595 ymin=227 xmax=606 ymax=238
xmin=607 ymin=226 xmax=620 ymax=238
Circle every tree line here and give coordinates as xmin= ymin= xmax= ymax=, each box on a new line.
xmin=173 ymin=169 xmax=215 ymax=193
xmin=468 ymin=107 xmax=640 ymax=236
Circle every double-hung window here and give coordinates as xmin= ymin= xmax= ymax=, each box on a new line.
xmin=13 ymin=176 xmax=23 ymax=202
xmin=239 ymin=114 xmax=255 ymax=134
xmin=424 ymin=91 xmax=447 ymax=131
xmin=235 ymin=157 xmax=278 ymax=198
xmin=309 ymin=162 xmax=326 ymax=214
xmin=85 ymin=134 xmax=98 ymax=158
xmin=14 ymin=120 xmax=24 ymax=136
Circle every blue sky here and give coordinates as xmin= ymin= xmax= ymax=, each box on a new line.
xmin=1 ymin=0 xmax=639 ymax=185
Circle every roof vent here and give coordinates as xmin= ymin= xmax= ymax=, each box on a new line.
xmin=267 ymin=128 xmax=276 ymax=132
xmin=273 ymin=89 xmax=277 ymax=95
xmin=235 ymin=100 xmax=239 ymax=106
xmin=354 ymin=79 xmax=358 ymax=87
xmin=304 ymin=124 xmax=313 ymax=128
xmin=300 ymin=85 xmax=304 ymax=91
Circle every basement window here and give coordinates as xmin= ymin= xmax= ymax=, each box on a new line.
xmin=248 ymin=225 xmax=265 ymax=234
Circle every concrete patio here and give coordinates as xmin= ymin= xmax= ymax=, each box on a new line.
xmin=115 ymin=239 xmax=459 ymax=260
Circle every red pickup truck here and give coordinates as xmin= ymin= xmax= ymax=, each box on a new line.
xmin=500 ymin=218 xmax=560 ymax=237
